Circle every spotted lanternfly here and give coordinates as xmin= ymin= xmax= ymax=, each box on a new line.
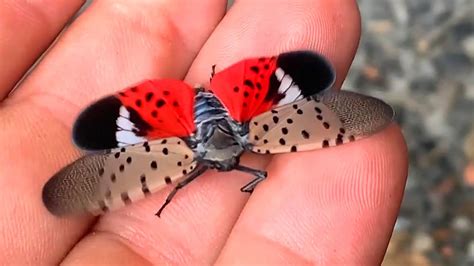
xmin=42 ymin=50 xmax=393 ymax=217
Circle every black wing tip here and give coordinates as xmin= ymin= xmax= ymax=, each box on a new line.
xmin=278 ymin=50 xmax=336 ymax=95
xmin=73 ymin=96 xmax=121 ymax=150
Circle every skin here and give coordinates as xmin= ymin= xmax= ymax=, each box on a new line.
xmin=0 ymin=0 xmax=408 ymax=264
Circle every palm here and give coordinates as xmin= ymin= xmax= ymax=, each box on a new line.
xmin=0 ymin=0 xmax=407 ymax=264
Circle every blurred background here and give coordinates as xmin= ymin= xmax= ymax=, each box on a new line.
xmin=343 ymin=0 xmax=474 ymax=265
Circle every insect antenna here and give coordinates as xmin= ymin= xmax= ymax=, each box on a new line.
xmin=209 ymin=64 xmax=217 ymax=82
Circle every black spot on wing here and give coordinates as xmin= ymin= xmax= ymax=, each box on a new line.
xmin=156 ymin=99 xmax=165 ymax=107
xmin=250 ymin=66 xmax=259 ymax=73
xmin=140 ymin=174 xmax=151 ymax=196
xmin=144 ymin=142 xmax=151 ymax=152
xmin=301 ymin=130 xmax=310 ymax=139
xmin=276 ymin=51 xmax=335 ymax=96
xmin=244 ymin=80 xmax=254 ymax=89
xmin=121 ymin=192 xmax=132 ymax=204
xmin=135 ymin=99 xmax=142 ymax=107
xmin=322 ymin=140 xmax=329 ymax=148
xmin=145 ymin=92 xmax=154 ymax=102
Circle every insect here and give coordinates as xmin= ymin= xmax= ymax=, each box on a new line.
xmin=42 ymin=50 xmax=394 ymax=217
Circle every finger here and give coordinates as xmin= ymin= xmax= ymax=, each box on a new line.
xmin=0 ymin=0 xmax=225 ymax=264
xmin=0 ymin=0 xmax=85 ymax=100
xmin=186 ymin=0 xmax=361 ymax=88
xmin=84 ymin=0 xmax=362 ymax=264
xmin=217 ymin=126 xmax=408 ymax=264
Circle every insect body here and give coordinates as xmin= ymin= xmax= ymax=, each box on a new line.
xmin=192 ymin=89 xmax=248 ymax=171
xmin=42 ymin=51 xmax=394 ymax=217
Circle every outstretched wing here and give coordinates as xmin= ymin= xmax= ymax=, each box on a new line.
xmin=248 ymin=90 xmax=394 ymax=154
xmin=210 ymin=50 xmax=335 ymax=122
xmin=73 ymin=79 xmax=196 ymax=150
xmin=42 ymin=137 xmax=197 ymax=216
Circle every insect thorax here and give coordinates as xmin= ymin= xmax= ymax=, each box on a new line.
xmin=192 ymin=90 xmax=249 ymax=170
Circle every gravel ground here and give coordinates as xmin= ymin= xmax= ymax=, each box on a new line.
xmin=344 ymin=0 xmax=474 ymax=265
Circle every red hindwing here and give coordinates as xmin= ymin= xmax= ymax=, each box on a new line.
xmin=210 ymin=56 xmax=278 ymax=122
xmin=73 ymin=79 xmax=196 ymax=150
xmin=210 ymin=51 xmax=336 ymax=123
xmin=117 ymin=79 xmax=196 ymax=138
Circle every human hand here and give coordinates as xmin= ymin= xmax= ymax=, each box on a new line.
xmin=0 ymin=0 xmax=408 ymax=264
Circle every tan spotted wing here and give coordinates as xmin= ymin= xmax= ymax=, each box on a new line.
xmin=248 ymin=90 xmax=394 ymax=153
xmin=42 ymin=137 xmax=196 ymax=216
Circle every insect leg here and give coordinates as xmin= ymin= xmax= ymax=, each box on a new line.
xmin=155 ymin=165 xmax=208 ymax=217
xmin=234 ymin=165 xmax=268 ymax=193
